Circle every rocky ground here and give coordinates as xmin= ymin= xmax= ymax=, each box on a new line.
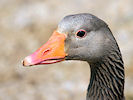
xmin=0 ymin=0 xmax=133 ymax=100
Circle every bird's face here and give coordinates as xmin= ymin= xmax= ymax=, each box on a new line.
xmin=23 ymin=13 xmax=113 ymax=66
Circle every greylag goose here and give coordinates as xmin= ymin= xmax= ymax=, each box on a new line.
xmin=23 ymin=13 xmax=125 ymax=100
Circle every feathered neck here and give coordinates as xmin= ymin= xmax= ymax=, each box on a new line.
xmin=87 ymin=49 xmax=125 ymax=100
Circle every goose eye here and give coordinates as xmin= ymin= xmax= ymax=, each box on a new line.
xmin=76 ymin=29 xmax=86 ymax=38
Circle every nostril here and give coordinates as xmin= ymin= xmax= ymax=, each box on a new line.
xmin=42 ymin=48 xmax=51 ymax=55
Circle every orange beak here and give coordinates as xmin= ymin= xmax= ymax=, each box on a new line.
xmin=23 ymin=31 xmax=66 ymax=66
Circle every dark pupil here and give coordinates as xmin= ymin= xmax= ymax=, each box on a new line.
xmin=77 ymin=31 xmax=85 ymax=37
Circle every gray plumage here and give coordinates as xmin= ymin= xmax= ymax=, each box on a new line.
xmin=57 ymin=13 xmax=125 ymax=100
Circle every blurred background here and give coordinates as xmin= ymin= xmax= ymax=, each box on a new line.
xmin=0 ymin=0 xmax=133 ymax=100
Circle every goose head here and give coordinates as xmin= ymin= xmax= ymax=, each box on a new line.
xmin=23 ymin=13 xmax=116 ymax=65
